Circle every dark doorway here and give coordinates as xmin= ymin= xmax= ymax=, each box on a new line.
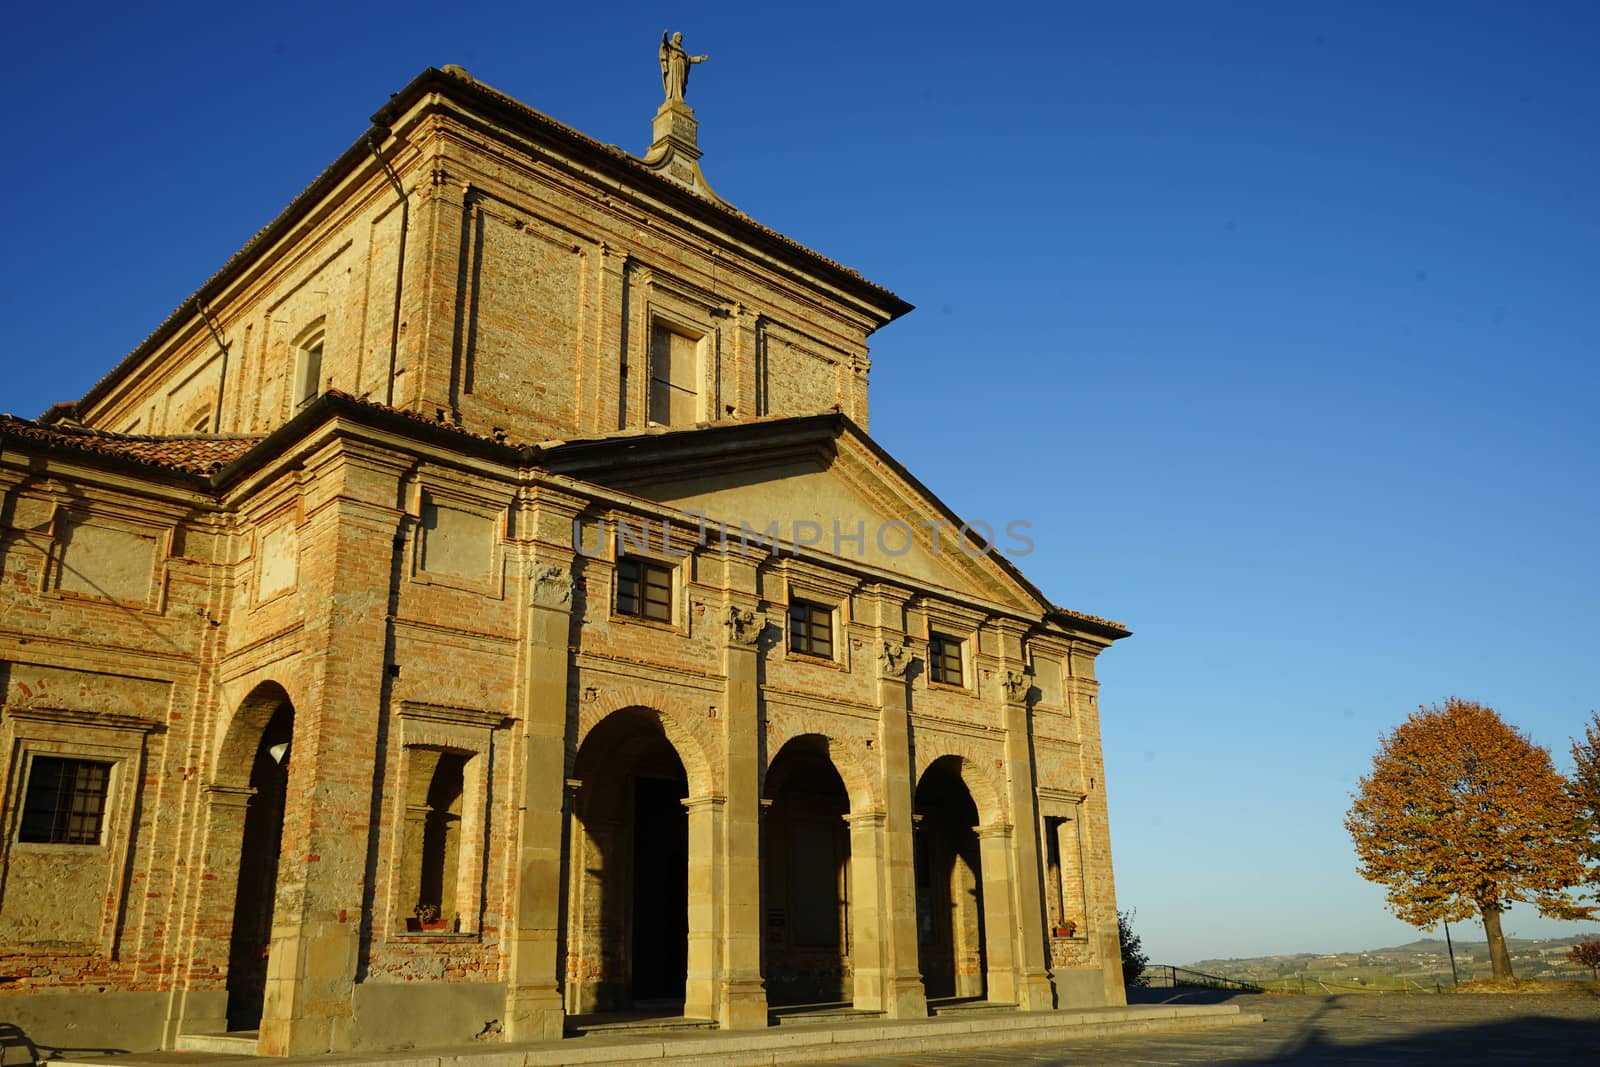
xmin=914 ymin=756 xmax=985 ymax=1000
xmin=567 ymin=708 xmax=692 ymax=1014
xmin=225 ymin=703 xmax=292 ymax=1031
xmin=761 ymin=736 xmax=852 ymax=1006
xmin=630 ymin=776 xmax=688 ymax=1000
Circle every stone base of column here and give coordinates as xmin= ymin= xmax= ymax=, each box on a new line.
xmin=718 ymin=978 xmax=769 ymax=1030
xmin=258 ymin=1016 xmax=336 ymax=1058
xmin=505 ymin=986 xmax=565 ymax=1041
xmin=883 ymin=975 xmax=928 ymax=1019
xmin=850 ymin=968 xmax=886 ymax=1012
xmin=1016 ymin=969 xmax=1056 ymax=1012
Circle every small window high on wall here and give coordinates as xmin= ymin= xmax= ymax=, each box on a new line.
xmin=294 ymin=339 xmax=324 ymax=410
xmin=648 ymin=323 xmax=699 ymax=426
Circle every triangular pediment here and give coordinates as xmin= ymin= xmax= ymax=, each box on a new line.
xmin=542 ymin=416 xmax=1049 ymax=614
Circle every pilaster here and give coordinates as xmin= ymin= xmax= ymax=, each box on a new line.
xmin=862 ymin=584 xmax=927 ymax=1018
xmin=717 ymin=567 xmax=768 ymax=1029
xmin=412 ymin=153 xmax=470 ymax=417
xmin=503 ymin=486 xmax=585 ymax=1041
xmin=257 ymin=440 xmax=412 ymax=1056
xmin=997 ymin=665 xmax=1055 ymax=1011
xmin=591 ymin=244 xmax=631 ymax=433
xmin=1067 ymin=638 xmax=1126 ymax=1006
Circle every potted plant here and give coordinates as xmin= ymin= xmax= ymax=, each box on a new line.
xmin=1052 ymin=920 xmax=1077 ymax=938
xmin=408 ymin=902 xmax=449 ymax=932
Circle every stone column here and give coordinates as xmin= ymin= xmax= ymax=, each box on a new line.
xmin=257 ymin=441 xmax=410 ymax=1056
xmin=717 ymin=600 xmax=768 ymax=1028
xmin=865 ymin=588 xmax=927 ymax=1019
xmin=998 ymin=667 xmax=1055 ymax=1011
xmin=976 ymin=824 xmax=1020 ymax=1004
xmin=844 ymin=811 xmax=889 ymax=1011
xmin=503 ymin=489 xmax=584 ymax=1041
xmin=684 ymin=794 xmax=725 ymax=1020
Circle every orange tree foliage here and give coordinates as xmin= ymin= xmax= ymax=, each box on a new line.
xmin=1571 ymin=711 xmax=1600 ymax=898
xmin=1345 ymin=698 xmax=1591 ymax=978
xmin=1567 ymin=937 xmax=1600 ymax=980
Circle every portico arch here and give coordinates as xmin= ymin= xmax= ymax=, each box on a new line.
xmin=565 ymin=706 xmax=701 ymax=1016
xmin=760 ymin=735 xmax=856 ymax=1007
xmin=573 ymin=685 xmax=718 ymax=796
xmin=206 ymin=681 xmax=298 ymax=1033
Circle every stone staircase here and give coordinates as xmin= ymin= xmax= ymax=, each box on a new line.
xmin=172 ymin=1032 xmax=258 ymax=1055
xmin=49 ymin=1001 xmax=1263 ymax=1067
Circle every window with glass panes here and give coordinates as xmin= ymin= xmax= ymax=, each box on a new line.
xmin=788 ymin=599 xmax=833 ymax=658
xmin=928 ymin=632 xmax=964 ymax=686
xmin=20 ymin=756 xmax=112 ymax=845
xmin=616 ymin=557 xmax=673 ymax=622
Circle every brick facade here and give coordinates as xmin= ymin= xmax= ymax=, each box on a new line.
xmin=0 ymin=67 xmax=1129 ymax=1055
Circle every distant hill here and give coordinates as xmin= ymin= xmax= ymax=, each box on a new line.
xmin=1185 ymin=934 xmax=1594 ymax=988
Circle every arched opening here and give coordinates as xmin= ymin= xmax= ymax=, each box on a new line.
xmin=761 ymin=735 xmax=852 ymax=1007
xmin=567 ymin=708 xmax=690 ymax=1015
xmin=225 ymin=697 xmax=294 ymax=1030
xmin=399 ymin=750 xmax=468 ymax=931
xmin=913 ymin=756 xmax=985 ymax=1001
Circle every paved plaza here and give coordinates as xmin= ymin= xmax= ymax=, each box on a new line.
xmin=795 ymin=991 xmax=1600 ymax=1066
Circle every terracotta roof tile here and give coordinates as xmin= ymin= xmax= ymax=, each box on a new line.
xmin=0 ymin=416 xmax=262 ymax=478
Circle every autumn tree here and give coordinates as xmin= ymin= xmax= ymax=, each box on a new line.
xmin=1345 ymin=697 xmax=1592 ymax=979
xmin=1570 ymin=711 xmax=1600 ymax=900
xmin=1568 ymin=937 xmax=1600 ymax=981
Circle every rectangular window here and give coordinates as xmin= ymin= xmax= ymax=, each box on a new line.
xmin=295 ymin=341 xmax=324 ymax=409
xmin=616 ymin=557 xmax=673 ymax=623
xmin=929 ymin=632 xmax=964 ymax=687
xmin=787 ymin=599 xmax=834 ymax=659
xmin=20 ymin=757 xmax=112 ymax=845
xmin=649 ymin=324 xmax=699 ymax=426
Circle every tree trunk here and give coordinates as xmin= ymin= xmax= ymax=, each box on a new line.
xmin=1480 ymin=904 xmax=1515 ymax=980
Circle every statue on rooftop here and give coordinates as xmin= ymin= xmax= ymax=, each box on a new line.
xmin=659 ymin=31 xmax=708 ymax=104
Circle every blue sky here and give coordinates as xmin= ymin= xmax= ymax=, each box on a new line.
xmin=5 ymin=2 xmax=1597 ymax=966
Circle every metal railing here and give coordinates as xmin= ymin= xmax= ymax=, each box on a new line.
xmin=1141 ymin=965 xmax=1264 ymax=993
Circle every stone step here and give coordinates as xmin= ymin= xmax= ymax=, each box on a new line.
xmin=563 ymin=1014 xmax=718 ymax=1037
xmin=552 ymin=1004 xmax=1262 ymax=1066
xmin=173 ymin=1032 xmax=259 ymax=1055
xmin=769 ymin=1002 xmax=885 ymax=1027
xmin=50 ymin=1002 xmax=1264 ymax=1067
xmin=929 ymin=997 xmax=1019 ymax=1016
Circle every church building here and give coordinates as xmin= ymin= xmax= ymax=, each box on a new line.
xmin=0 ymin=56 xmax=1129 ymax=1055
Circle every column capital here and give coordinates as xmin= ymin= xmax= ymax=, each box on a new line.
xmin=724 ymin=604 xmax=767 ymax=647
xmin=1000 ymin=667 xmax=1034 ymax=707
xmin=531 ymin=563 xmax=574 ymax=610
xmin=202 ymin=783 xmax=255 ymax=808
xmin=843 ymin=810 xmax=888 ymax=828
xmin=878 ymin=639 xmax=912 ymax=679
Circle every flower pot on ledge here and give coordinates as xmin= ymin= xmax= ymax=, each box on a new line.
xmin=1052 ymin=922 xmax=1077 ymax=938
